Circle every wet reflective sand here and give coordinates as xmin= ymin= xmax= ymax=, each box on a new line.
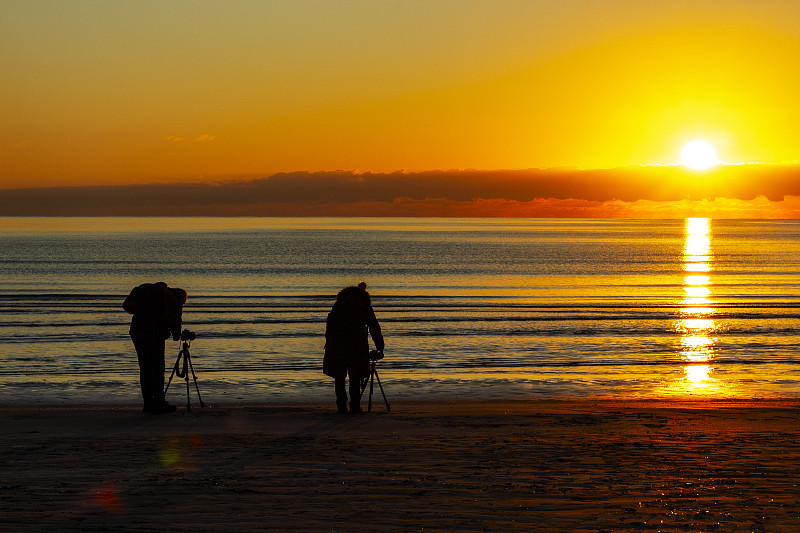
xmin=2 ymin=399 xmax=799 ymax=531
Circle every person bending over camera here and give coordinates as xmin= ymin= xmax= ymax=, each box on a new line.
xmin=123 ymin=282 xmax=187 ymax=413
xmin=323 ymin=282 xmax=384 ymax=414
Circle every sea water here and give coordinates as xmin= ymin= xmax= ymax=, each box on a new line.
xmin=1 ymin=217 xmax=799 ymax=406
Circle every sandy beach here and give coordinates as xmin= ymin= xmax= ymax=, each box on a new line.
xmin=2 ymin=399 xmax=800 ymax=532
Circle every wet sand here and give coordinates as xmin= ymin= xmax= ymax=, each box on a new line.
xmin=2 ymin=399 xmax=800 ymax=532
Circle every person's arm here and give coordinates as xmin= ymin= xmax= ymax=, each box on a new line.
xmin=366 ymin=307 xmax=384 ymax=352
xmin=164 ymin=290 xmax=183 ymax=341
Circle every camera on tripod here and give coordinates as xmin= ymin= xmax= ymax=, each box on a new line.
xmin=165 ymin=328 xmax=204 ymax=410
xmin=362 ymin=349 xmax=390 ymax=412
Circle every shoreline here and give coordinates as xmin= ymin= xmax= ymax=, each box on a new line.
xmin=3 ymin=394 xmax=799 ymax=410
xmin=4 ymin=398 xmax=800 ymax=531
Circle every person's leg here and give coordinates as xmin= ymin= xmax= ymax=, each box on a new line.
xmin=133 ymin=333 xmax=173 ymax=412
xmin=132 ymin=333 xmax=158 ymax=410
xmin=334 ymin=376 xmax=348 ymax=413
xmin=348 ymin=371 xmax=363 ymax=413
xmin=153 ymin=340 xmax=166 ymax=405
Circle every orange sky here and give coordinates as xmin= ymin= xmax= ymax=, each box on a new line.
xmin=2 ymin=1 xmax=800 ymax=216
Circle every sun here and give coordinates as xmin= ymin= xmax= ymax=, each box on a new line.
xmin=680 ymin=140 xmax=719 ymax=170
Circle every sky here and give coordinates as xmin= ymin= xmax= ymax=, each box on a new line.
xmin=2 ymin=1 xmax=800 ymax=216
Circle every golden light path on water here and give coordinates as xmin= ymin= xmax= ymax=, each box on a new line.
xmin=675 ymin=217 xmax=721 ymax=394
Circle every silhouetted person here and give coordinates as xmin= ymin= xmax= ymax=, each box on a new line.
xmin=324 ymin=282 xmax=384 ymax=414
xmin=123 ymin=282 xmax=187 ymax=413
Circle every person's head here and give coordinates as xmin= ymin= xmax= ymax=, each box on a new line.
xmin=169 ymin=288 xmax=188 ymax=305
xmin=337 ymin=282 xmax=370 ymax=308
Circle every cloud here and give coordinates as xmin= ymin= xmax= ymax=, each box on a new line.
xmin=232 ymin=165 xmax=800 ymax=204
xmin=2 ymin=164 xmax=800 ymax=217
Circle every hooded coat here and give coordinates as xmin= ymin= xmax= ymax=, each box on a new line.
xmin=323 ymin=286 xmax=384 ymax=379
xmin=123 ymin=282 xmax=184 ymax=340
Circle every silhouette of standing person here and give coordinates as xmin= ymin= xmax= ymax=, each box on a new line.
xmin=324 ymin=282 xmax=384 ymax=414
xmin=123 ymin=282 xmax=187 ymax=413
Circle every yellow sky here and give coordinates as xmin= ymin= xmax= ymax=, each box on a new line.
xmin=2 ymin=0 xmax=800 ymax=189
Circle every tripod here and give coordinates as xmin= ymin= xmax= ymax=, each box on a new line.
xmin=360 ymin=356 xmax=391 ymax=413
xmin=164 ymin=336 xmax=205 ymax=410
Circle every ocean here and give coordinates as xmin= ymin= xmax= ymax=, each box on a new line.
xmin=1 ymin=217 xmax=799 ymax=406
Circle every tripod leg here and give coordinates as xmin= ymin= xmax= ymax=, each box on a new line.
xmin=164 ymin=352 xmax=182 ymax=395
xmin=373 ymin=369 xmax=391 ymax=412
xmin=359 ymin=375 xmax=367 ymax=399
xmin=368 ymin=370 xmax=374 ymax=412
xmin=187 ymin=355 xmax=205 ymax=408
xmin=185 ymin=372 xmax=191 ymax=411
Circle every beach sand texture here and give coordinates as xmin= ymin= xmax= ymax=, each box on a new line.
xmin=2 ymin=399 xmax=800 ymax=532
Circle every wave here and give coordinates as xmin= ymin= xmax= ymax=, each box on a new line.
xmin=0 ymin=354 xmax=795 ymax=378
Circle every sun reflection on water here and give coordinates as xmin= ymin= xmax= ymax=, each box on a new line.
xmin=684 ymin=363 xmax=711 ymax=384
xmin=675 ymin=218 xmax=721 ymax=394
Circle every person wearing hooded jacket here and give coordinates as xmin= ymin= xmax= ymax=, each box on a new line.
xmin=123 ymin=281 xmax=187 ymax=413
xmin=323 ymin=282 xmax=384 ymax=414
